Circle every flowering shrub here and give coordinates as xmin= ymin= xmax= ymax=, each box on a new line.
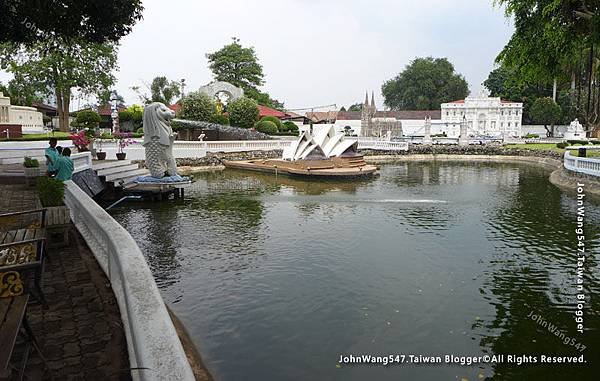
xmin=113 ymin=132 xmax=136 ymax=153
xmin=70 ymin=130 xmax=91 ymax=151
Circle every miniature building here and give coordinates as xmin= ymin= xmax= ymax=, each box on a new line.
xmin=360 ymin=92 xmax=403 ymax=138
xmin=0 ymin=92 xmax=45 ymax=134
xmin=441 ymin=90 xmax=523 ymax=137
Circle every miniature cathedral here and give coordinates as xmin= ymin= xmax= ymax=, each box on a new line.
xmin=360 ymin=91 xmax=403 ymax=138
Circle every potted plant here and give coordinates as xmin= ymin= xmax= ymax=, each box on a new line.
xmin=95 ymin=138 xmax=106 ymax=160
xmin=70 ymin=130 xmax=91 ymax=152
xmin=23 ymin=156 xmax=40 ymax=186
xmin=113 ymin=132 xmax=135 ymax=160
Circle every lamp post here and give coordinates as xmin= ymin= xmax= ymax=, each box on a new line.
xmin=110 ymin=90 xmax=119 ymax=134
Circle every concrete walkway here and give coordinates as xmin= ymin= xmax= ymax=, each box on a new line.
xmin=1 ymin=184 xmax=131 ymax=380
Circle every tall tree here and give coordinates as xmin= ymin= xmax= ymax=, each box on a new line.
xmin=0 ymin=0 xmax=144 ymax=44
xmin=149 ymin=76 xmax=181 ymax=105
xmin=530 ymin=97 xmax=562 ymax=137
xmin=484 ymin=65 xmax=548 ymax=124
xmin=381 ymin=57 xmax=469 ymax=110
xmin=0 ymin=76 xmax=44 ymax=106
xmin=97 ymin=89 xmax=125 ymax=107
xmin=496 ymin=0 xmax=600 ymax=131
xmin=347 ymin=103 xmax=363 ymax=112
xmin=206 ymin=37 xmax=264 ymax=92
xmin=206 ymin=37 xmax=285 ymax=109
xmin=131 ymin=76 xmax=182 ymax=105
xmin=0 ymin=40 xmax=118 ymax=131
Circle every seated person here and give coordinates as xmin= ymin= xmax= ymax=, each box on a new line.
xmin=45 ymin=137 xmax=59 ymax=176
xmin=55 ymin=147 xmax=74 ymax=181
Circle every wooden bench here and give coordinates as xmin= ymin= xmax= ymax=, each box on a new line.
xmin=0 ymin=210 xmax=47 ymax=305
xmin=0 ymin=294 xmax=48 ymax=380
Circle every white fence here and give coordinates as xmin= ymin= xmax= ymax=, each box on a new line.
xmin=64 ymin=181 xmax=195 ymax=381
xmin=72 ymin=151 xmax=92 ymax=173
xmin=564 ymin=151 xmax=600 ymax=177
xmin=503 ymin=137 xmax=565 ymax=144
xmin=0 ymin=138 xmax=408 ymax=163
xmin=358 ymin=140 xmax=409 ymax=151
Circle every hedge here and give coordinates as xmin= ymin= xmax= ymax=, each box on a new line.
xmin=260 ymin=116 xmax=282 ymax=130
xmin=255 ymin=120 xmax=278 ymax=134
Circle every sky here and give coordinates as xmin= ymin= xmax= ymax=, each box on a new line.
xmin=0 ymin=0 xmax=514 ymax=111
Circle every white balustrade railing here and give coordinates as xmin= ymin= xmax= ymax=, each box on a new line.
xmin=564 ymin=151 xmax=600 ymax=177
xmin=504 ymin=137 xmax=565 ymax=144
xmin=72 ymin=152 xmax=92 ymax=173
xmin=358 ymin=140 xmax=409 ymax=151
xmin=64 ymin=181 xmax=195 ymax=381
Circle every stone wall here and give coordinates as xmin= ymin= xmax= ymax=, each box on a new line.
xmin=133 ymin=149 xmax=283 ymax=168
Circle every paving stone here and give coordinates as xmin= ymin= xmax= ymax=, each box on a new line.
xmin=1 ymin=184 xmax=132 ymax=380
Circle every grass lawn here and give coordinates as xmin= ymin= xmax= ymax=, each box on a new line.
xmin=504 ymin=143 xmax=565 ymax=153
xmin=0 ymin=131 xmax=72 ymax=141
xmin=503 ymin=143 xmax=600 ymax=157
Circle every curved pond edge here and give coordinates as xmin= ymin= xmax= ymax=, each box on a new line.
xmin=363 ymin=154 xmax=600 ymax=198
xmin=63 ymin=180 xmax=197 ymax=381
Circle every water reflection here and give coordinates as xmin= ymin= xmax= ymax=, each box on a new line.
xmin=481 ymin=166 xmax=600 ymax=380
xmin=109 ymin=163 xmax=599 ymax=381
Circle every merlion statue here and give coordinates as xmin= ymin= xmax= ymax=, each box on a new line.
xmin=142 ymin=102 xmax=180 ymax=179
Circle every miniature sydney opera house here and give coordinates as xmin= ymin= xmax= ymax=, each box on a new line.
xmin=223 ymin=126 xmax=378 ymax=177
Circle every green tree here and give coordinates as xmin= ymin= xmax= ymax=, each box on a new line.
xmin=207 ymin=37 xmax=264 ymax=92
xmin=244 ymin=87 xmax=283 ymax=109
xmin=150 ymin=76 xmax=181 ymax=105
xmin=227 ymin=97 xmax=259 ymax=129
xmin=530 ymin=97 xmax=562 ymax=137
xmin=74 ymin=110 xmax=101 ymax=130
xmin=496 ymin=1 xmax=600 ymax=129
xmin=347 ymin=103 xmax=363 ymax=112
xmin=381 ymin=57 xmax=469 ymax=110
xmin=132 ymin=76 xmax=181 ymax=105
xmin=0 ymin=40 xmax=118 ymax=131
xmin=97 ymin=89 xmax=125 ymax=107
xmin=180 ymin=91 xmax=216 ymax=122
xmin=484 ymin=65 xmax=549 ymax=124
xmin=0 ymin=77 xmax=43 ymax=106
xmin=127 ymin=104 xmax=144 ymax=124
xmin=0 ymin=0 xmax=143 ymax=44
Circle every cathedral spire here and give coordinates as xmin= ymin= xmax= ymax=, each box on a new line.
xmin=364 ymin=91 xmax=369 ymax=106
xmin=371 ymin=91 xmax=375 ymax=109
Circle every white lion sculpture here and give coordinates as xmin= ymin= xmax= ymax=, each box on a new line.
xmin=142 ymin=102 xmax=179 ymax=178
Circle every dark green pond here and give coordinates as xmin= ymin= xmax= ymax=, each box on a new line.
xmin=110 ymin=162 xmax=600 ymax=381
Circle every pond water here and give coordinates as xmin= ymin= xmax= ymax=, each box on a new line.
xmin=110 ymin=162 xmax=600 ymax=381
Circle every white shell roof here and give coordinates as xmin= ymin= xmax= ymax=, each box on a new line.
xmin=282 ymin=126 xmax=359 ymax=161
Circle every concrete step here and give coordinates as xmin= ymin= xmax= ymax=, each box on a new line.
xmin=112 ymin=169 xmax=151 ymax=187
xmin=92 ymin=160 xmax=133 ymax=171
xmin=104 ymin=168 xmax=149 ymax=182
xmin=96 ymin=163 xmax=139 ymax=176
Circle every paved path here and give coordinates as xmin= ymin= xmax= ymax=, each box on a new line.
xmin=1 ymin=184 xmax=131 ymax=380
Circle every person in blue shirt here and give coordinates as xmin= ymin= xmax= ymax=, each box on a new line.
xmin=45 ymin=137 xmax=59 ymax=176
xmin=55 ymin=147 xmax=74 ymax=181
